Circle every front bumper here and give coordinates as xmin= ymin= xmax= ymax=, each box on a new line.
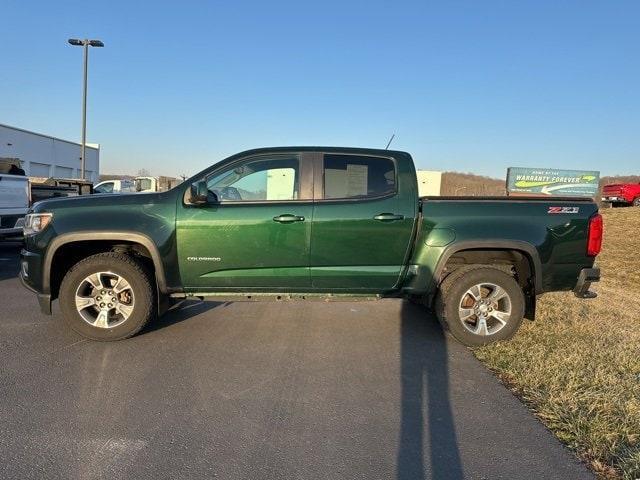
xmin=573 ymin=267 xmax=600 ymax=299
xmin=19 ymin=271 xmax=52 ymax=314
xmin=19 ymin=248 xmax=52 ymax=315
xmin=0 ymin=227 xmax=24 ymax=238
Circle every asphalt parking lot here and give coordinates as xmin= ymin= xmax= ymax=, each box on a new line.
xmin=0 ymin=242 xmax=592 ymax=480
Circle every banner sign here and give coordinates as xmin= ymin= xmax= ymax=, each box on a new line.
xmin=506 ymin=167 xmax=600 ymax=197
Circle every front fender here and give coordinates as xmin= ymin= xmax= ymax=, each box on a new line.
xmin=42 ymin=231 xmax=173 ymax=294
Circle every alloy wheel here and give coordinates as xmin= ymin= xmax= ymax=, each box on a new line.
xmin=74 ymin=271 xmax=135 ymax=329
xmin=458 ymin=282 xmax=512 ymax=336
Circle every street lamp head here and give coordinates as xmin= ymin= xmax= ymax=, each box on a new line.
xmin=68 ymin=39 xmax=104 ymax=47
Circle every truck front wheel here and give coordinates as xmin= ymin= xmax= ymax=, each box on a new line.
xmin=59 ymin=252 xmax=155 ymax=341
xmin=633 ymin=197 xmax=640 ymax=207
xmin=435 ymin=266 xmax=525 ymax=347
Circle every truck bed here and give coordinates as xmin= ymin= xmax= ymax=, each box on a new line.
xmin=409 ymin=195 xmax=598 ymax=296
xmin=421 ymin=195 xmax=596 ymax=202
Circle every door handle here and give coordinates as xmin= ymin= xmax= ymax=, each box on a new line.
xmin=273 ymin=214 xmax=305 ymax=223
xmin=374 ymin=213 xmax=404 ymax=222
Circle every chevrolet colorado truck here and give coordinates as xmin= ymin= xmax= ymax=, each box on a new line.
xmin=20 ymin=147 xmax=602 ymax=346
xmin=602 ymin=182 xmax=640 ymax=207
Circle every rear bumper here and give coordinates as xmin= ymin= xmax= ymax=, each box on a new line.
xmin=602 ymin=196 xmax=628 ymax=203
xmin=573 ymin=267 xmax=600 ymax=299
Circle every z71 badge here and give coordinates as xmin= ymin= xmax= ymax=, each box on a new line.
xmin=548 ymin=206 xmax=580 ymax=214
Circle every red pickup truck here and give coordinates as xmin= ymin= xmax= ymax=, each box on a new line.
xmin=602 ymin=183 xmax=640 ymax=207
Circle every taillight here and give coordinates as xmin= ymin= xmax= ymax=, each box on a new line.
xmin=587 ymin=213 xmax=603 ymax=256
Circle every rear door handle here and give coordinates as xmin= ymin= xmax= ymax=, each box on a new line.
xmin=273 ymin=214 xmax=305 ymax=223
xmin=374 ymin=213 xmax=404 ymax=222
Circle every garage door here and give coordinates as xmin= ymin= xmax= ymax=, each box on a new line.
xmin=55 ymin=166 xmax=74 ymax=178
xmin=30 ymin=162 xmax=51 ymax=177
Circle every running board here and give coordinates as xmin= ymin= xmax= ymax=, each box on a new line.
xmin=169 ymin=292 xmax=397 ymax=302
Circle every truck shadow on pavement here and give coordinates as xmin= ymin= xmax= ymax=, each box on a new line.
xmin=141 ymin=299 xmax=224 ymax=334
xmin=0 ymin=242 xmax=22 ymax=281
xmin=398 ymin=301 xmax=464 ymax=480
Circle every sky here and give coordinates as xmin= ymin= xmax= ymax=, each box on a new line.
xmin=1 ymin=0 xmax=639 ymax=178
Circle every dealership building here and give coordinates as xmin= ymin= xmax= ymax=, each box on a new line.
xmin=0 ymin=123 xmax=100 ymax=182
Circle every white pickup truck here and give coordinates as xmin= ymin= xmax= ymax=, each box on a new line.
xmin=94 ymin=176 xmax=182 ymax=194
xmin=0 ymin=174 xmax=29 ymax=240
xmin=93 ymin=178 xmax=137 ymax=194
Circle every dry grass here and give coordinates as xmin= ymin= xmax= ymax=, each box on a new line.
xmin=475 ymin=207 xmax=640 ymax=479
xmin=441 ymin=171 xmax=506 ymax=196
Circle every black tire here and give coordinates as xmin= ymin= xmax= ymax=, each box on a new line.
xmin=435 ymin=266 xmax=525 ymax=347
xmin=633 ymin=197 xmax=640 ymax=207
xmin=59 ymin=252 xmax=155 ymax=341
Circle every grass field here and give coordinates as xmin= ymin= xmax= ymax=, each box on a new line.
xmin=475 ymin=207 xmax=640 ymax=479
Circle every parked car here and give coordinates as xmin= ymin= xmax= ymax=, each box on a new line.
xmin=602 ymin=183 xmax=640 ymax=207
xmin=20 ymin=147 xmax=602 ymax=346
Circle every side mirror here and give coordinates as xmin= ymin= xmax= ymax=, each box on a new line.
xmin=189 ymin=180 xmax=209 ymax=205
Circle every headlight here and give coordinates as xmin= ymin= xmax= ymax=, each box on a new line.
xmin=23 ymin=213 xmax=53 ymax=235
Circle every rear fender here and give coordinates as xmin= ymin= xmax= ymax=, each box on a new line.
xmin=404 ymin=239 xmax=542 ymax=299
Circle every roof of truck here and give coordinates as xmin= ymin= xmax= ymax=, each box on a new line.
xmin=224 ymin=146 xmax=411 ymax=157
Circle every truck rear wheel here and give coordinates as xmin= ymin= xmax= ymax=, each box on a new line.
xmin=435 ymin=266 xmax=525 ymax=347
xmin=59 ymin=252 xmax=155 ymax=341
xmin=633 ymin=197 xmax=640 ymax=207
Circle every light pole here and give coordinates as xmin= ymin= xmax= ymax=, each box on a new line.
xmin=68 ymin=38 xmax=104 ymax=179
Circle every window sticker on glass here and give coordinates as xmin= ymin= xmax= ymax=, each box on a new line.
xmin=346 ymin=164 xmax=368 ymax=197
xmin=323 ymin=154 xmax=395 ymax=199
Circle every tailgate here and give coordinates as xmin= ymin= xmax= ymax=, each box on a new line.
xmin=602 ymin=184 xmax=623 ymax=196
xmin=0 ymin=174 xmax=29 ymax=211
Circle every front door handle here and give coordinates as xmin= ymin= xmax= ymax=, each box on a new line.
xmin=273 ymin=214 xmax=305 ymax=223
xmin=374 ymin=213 xmax=404 ymax=222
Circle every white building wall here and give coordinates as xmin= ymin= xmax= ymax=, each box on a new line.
xmin=416 ymin=170 xmax=442 ymax=197
xmin=0 ymin=124 xmax=99 ymax=183
xmin=266 ymin=168 xmax=296 ymax=200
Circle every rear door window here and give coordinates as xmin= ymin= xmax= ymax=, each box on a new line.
xmin=322 ymin=154 xmax=395 ymax=199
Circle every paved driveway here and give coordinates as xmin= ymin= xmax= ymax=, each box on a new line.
xmin=0 ymin=243 xmax=592 ymax=479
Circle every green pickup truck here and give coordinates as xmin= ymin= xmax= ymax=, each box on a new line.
xmin=20 ymin=147 xmax=602 ymax=346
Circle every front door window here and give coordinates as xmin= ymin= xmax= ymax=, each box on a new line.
xmin=206 ymin=156 xmax=302 ymax=202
